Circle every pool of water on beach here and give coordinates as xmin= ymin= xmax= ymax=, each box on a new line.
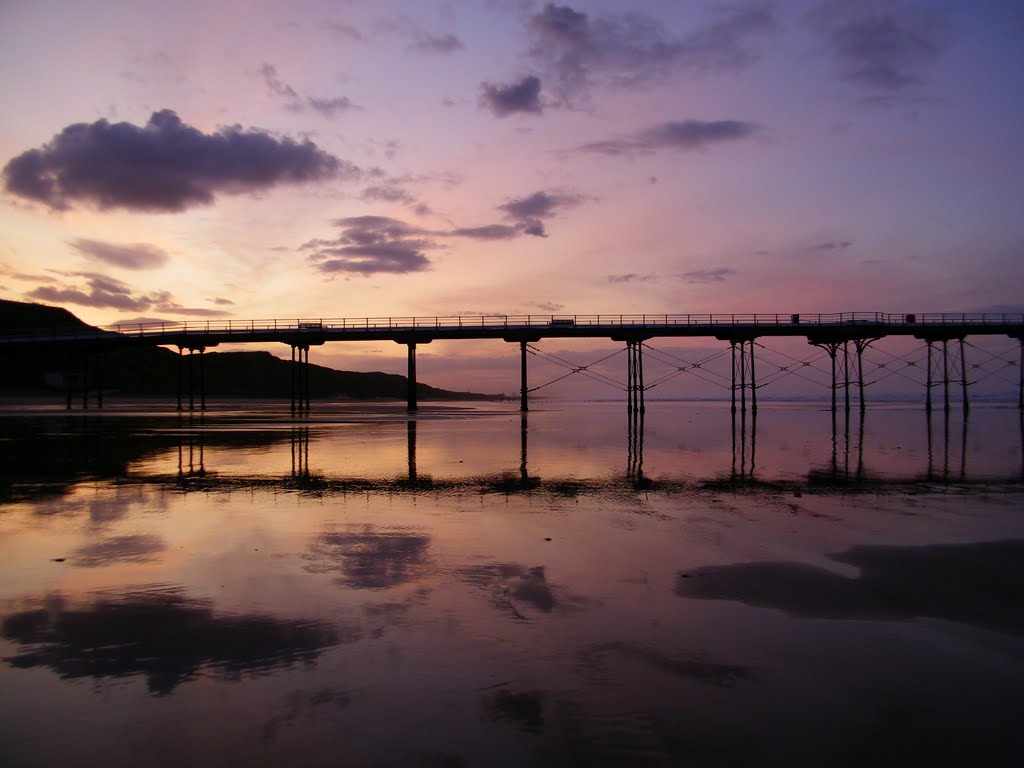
xmin=1 ymin=399 xmax=1022 ymax=767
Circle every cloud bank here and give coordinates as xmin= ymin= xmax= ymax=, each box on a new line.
xmin=3 ymin=110 xmax=352 ymax=212
xmin=808 ymin=0 xmax=952 ymax=92
xmin=528 ymin=2 xmax=777 ymax=103
xmin=303 ymin=189 xmax=585 ymax=275
xmin=27 ymin=272 xmax=229 ymax=315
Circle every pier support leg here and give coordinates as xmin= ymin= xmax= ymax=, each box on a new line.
xmin=290 ymin=345 xmax=296 ymax=415
xmin=843 ymin=342 xmax=850 ymax=413
xmin=748 ymin=341 xmax=757 ymax=414
xmin=290 ymin=345 xmax=311 ymax=414
xmin=407 ymin=343 xmax=417 ymax=412
xmin=638 ymin=341 xmax=645 ymax=413
xmin=520 ymin=340 xmax=528 ymax=412
xmin=188 ymin=349 xmax=195 ymax=411
xmin=177 ymin=348 xmax=183 ymax=412
xmin=303 ymin=346 xmax=311 ymax=412
xmin=625 ymin=340 xmax=645 ymax=414
xmin=829 ymin=346 xmax=837 ymax=413
xmin=199 ymin=347 xmax=206 ymax=411
xmin=807 ymin=339 xmax=843 ymax=414
xmin=626 ymin=341 xmax=634 ymax=413
xmin=730 ymin=341 xmax=737 ymax=413
xmin=926 ymin=341 xmax=933 ymax=412
xmin=943 ymin=340 xmax=950 ymax=413
xmin=853 ymin=338 xmax=875 ymax=412
xmin=740 ymin=341 xmax=747 ymax=413
xmin=960 ymin=337 xmax=969 ymax=414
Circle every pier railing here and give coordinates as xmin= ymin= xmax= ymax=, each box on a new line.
xmin=107 ymin=311 xmax=1024 ymax=335
xmin=0 ymin=312 xmax=1022 ymax=343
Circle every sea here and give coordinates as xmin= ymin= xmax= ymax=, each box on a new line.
xmin=1 ymin=398 xmax=1022 ymax=767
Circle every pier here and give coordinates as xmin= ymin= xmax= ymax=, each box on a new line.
xmin=2 ymin=312 xmax=1021 ymax=412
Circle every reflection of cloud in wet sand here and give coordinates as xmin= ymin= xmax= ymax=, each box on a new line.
xmin=2 ymin=586 xmax=342 ymax=694
xmin=455 ymin=563 xmax=558 ymax=618
xmin=677 ymin=539 xmax=1024 ymax=635
xmin=69 ymin=533 xmax=166 ymax=567
xmin=304 ymin=527 xmax=431 ymax=589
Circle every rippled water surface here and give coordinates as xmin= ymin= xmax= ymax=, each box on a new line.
xmin=1 ymin=400 xmax=1023 ymax=767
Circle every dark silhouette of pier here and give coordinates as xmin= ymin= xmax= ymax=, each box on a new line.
xmin=3 ymin=311 xmax=1021 ymax=413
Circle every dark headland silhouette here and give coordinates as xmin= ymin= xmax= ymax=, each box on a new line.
xmin=0 ymin=299 xmax=499 ymax=401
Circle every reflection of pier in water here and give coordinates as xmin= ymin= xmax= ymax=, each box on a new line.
xmin=149 ymin=409 xmax=1024 ymax=498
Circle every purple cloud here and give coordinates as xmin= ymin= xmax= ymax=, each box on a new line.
xmin=480 ymin=75 xmax=544 ymax=116
xmin=496 ymin=190 xmax=585 ymax=237
xmin=577 ymin=119 xmax=758 ymax=156
xmin=261 ymin=64 xmax=358 ymax=117
xmin=529 ymin=3 xmax=777 ymax=102
xmin=26 ymin=272 xmax=230 ymax=315
xmin=303 ymin=190 xmax=587 ymax=275
xmin=3 ymin=110 xmax=352 ymax=212
xmin=680 ymin=267 xmax=736 ymax=284
xmin=807 ymin=1 xmax=953 ymax=92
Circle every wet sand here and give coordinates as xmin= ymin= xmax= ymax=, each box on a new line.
xmin=1 ymin=400 xmax=1022 ymax=766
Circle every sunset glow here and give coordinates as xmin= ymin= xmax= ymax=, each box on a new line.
xmin=2 ymin=0 xmax=1022 ymax=389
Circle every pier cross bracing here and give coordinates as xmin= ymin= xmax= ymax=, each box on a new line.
xmin=3 ymin=312 xmax=1021 ymax=412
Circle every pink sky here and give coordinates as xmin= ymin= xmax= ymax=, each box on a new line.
xmin=1 ymin=0 xmax=1022 ymax=395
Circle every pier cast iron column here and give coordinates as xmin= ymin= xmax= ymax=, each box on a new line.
xmin=520 ymin=340 xmax=529 ymax=412
xmin=960 ymin=337 xmax=969 ymax=413
xmin=730 ymin=341 xmax=737 ymax=413
xmin=290 ymin=345 xmax=296 ymax=414
xmin=740 ymin=341 xmax=747 ymax=412
xmin=724 ymin=338 xmax=759 ymax=414
xmin=925 ymin=341 xmax=933 ymax=412
xmin=626 ymin=340 xmax=634 ymax=413
xmin=748 ymin=341 xmax=757 ymax=414
xmin=407 ymin=343 xmax=417 ymax=412
xmin=289 ymin=345 xmax=312 ymax=414
xmin=199 ymin=347 xmax=206 ymax=411
xmin=188 ymin=349 xmax=195 ymax=411
xmin=943 ymin=339 xmax=950 ymax=413
xmin=634 ymin=342 xmax=643 ymax=415
xmin=301 ymin=348 xmax=309 ymax=415
xmin=624 ymin=340 xmax=646 ymax=414
xmin=503 ymin=335 xmax=539 ymax=411
xmin=394 ymin=337 xmax=431 ymax=413
xmin=843 ymin=342 xmax=850 ymax=413
xmin=177 ymin=347 xmax=184 ymax=412
xmin=853 ymin=338 xmax=877 ymax=412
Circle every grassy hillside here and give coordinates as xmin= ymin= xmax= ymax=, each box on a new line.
xmin=0 ymin=299 xmax=499 ymax=400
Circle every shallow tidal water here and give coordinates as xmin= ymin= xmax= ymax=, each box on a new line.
xmin=1 ymin=399 xmax=1023 ymax=767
